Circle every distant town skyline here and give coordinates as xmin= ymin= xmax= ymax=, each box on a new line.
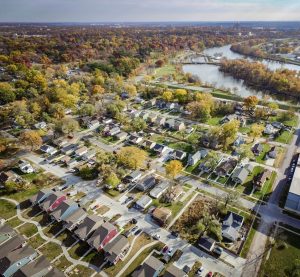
xmin=0 ymin=0 xmax=299 ymax=22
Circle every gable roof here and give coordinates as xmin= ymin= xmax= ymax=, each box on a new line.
xmin=163 ymin=264 xmax=186 ymax=277
xmin=103 ymin=235 xmax=129 ymax=263
xmin=231 ymin=167 xmax=249 ymax=183
xmin=75 ymin=215 xmax=104 ymax=240
xmin=133 ymin=256 xmax=164 ymax=277
xmin=64 ymin=207 xmax=87 ymax=227
xmin=0 ymin=235 xmax=26 ymax=259
xmin=50 ymin=199 xmax=77 ymax=221
xmin=0 ymin=245 xmax=36 ymax=275
xmin=87 ymin=222 xmax=116 ymax=249
xmin=13 ymin=256 xmax=52 ymax=277
xmin=41 ymin=191 xmax=65 ymax=211
xmin=30 ymin=188 xmax=52 ymax=204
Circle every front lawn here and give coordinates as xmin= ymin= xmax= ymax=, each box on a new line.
xmin=68 ymin=241 xmax=91 ymax=260
xmin=240 ymin=219 xmax=259 ymax=258
xmin=7 ymin=217 xmax=23 ymax=228
xmin=53 ymin=255 xmax=72 ymax=272
xmin=0 ymin=199 xmax=16 ymax=219
xmin=28 ymin=234 xmax=45 ymax=248
xmin=39 ymin=242 xmax=62 ymax=261
xmin=17 ymin=222 xmax=38 ymax=238
xmin=275 ymin=130 xmax=293 ymax=144
xmin=82 ymin=250 xmax=106 ymax=267
xmin=206 ymin=116 xmax=222 ymax=126
xmin=255 ymin=144 xmax=271 ymax=164
xmin=259 ymin=229 xmax=300 ymax=277
xmin=168 ymin=142 xmax=193 ymax=153
xmin=68 ymin=265 xmax=94 ymax=277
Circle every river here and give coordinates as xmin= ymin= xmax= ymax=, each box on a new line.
xmin=182 ymin=45 xmax=300 ymax=101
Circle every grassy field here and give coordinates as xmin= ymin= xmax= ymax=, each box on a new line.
xmin=259 ymin=229 xmax=300 ymax=277
xmin=17 ymin=222 xmax=38 ymax=237
xmin=39 ymin=242 xmax=62 ymax=261
xmin=206 ymin=116 xmax=222 ymax=126
xmin=154 ymin=64 xmax=176 ymax=77
xmin=0 ymin=199 xmax=16 ymax=219
xmin=255 ymin=144 xmax=271 ymax=164
xmin=275 ymin=130 xmax=294 ymax=144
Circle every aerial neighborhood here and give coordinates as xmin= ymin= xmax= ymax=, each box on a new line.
xmin=0 ymin=20 xmax=300 ymax=277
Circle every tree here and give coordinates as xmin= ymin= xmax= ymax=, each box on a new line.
xmin=186 ymin=101 xmax=211 ymax=122
xmin=237 ymin=144 xmax=254 ymax=162
xmin=219 ymin=119 xmax=240 ymax=150
xmin=78 ymin=104 xmax=96 ymax=116
xmin=268 ymin=102 xmax=279 ymax=113
xmin=131 ymin=117 xmax=147 ymax=132
xmin=0 ymin=82 xmax=15 ymax=104
xmin=117 ymin=146 xmax=148 ymax=169
xmin=104 ymin=172 xmax=120 ymax=188
xmin=222 ymin=191 xmax=240 ymax=208
xmin=249 ymin=123 xmax=264 ymax=142
xmin=19 ymin=130 xmax=42 ymax=151
xmin=244 ymin=96 xmax=258 ymax=111
xmin=197 ymin=212 xmax=222 ymax=241
xmin=165 ymin=160 xmax=183 ymax=179
xmin=92 ymin=84 xmax=105 ymax=95
xmin=60 ymin=118 xmax=79 ymax=135
xmin=124 ymin=84 xmax=137 ymax=98
xmin=162 ymin=91 xmax=173 ymax=102
xmin=174 ymin=89 xmax=187 ymax=103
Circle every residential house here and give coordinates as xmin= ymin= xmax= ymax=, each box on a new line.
xmin=18 ymin=161 xmax=34 ymax=174
xmin=252 ymin=143 xmax=263 ymax=156
xmin=30 ymin=188 xmax=53 ymax=206
xmin=198 ymin=236 xmax=216 ymax=252
xmin=150 ymin=181 xmax=170 ymax=199
xmin=13 ymin=256 xmax=57 ymax=277
xmin=0 ymin=235 xmax=26 ymax=259
xmin=147 ymin=113 xmax=158 ymax=123
xmin=139 ymin=111 xmax=149 ymax=121
xmin=130 ymin=110 xmax=141 ymax=119
xmin=103 ymin=235 xmax=130 ymax=265
xmin=115 ymin=132 xmax=128 ymax=141
xmin=155 ymin=116 xmax=166 ymax=126
xmin=170 ymin=150 xmax=187 ymax=161
xmin=50 ymin=199 xmax=80 ymax=222
xmin=264 ymin=124 xmax=277 ymax=135
xmin=187 ymin=151 xmax=201 ymax=166
xmin=87 ymin=222 xmax=118 ymax=251
xmin=74 ymin=146 xmax=88 ymax=157
xmin=82 ymin=150 xmax=97 ymax=161
xmin=40 ymin=191 xmax=67 ymax=213
xmin=253 ymin=170 xmax=271 ymax=190
xmin=136 ymin=176 xmax=156 ymax=191
xmin=200 ymin=149 xmax=209 ymax=159
xmin=40 ymin=145 xmax=58 ymax=156
xmin=222 ymin=212 xmax=244 ymax=242
xmin=267 ymin=146 xmax=277 ymax=159
xmin=0 ymin=171 xmax=22 ymax=186
xmin=143 ymin=140 xmax=156 ymax=150
xmin=233 ymin=136 xmax=245 ymax=147
xmin=0 ymin=224 xmax=17 ymax=245
xmin=272 ymin=122 xmax=284 ymax=129
xmin=34 ymin=121 xmax=47 ymax=130
xmin=199 ymin=160 xmax=214 ymax=173
xmin=215 ymin=159 xmax=237 ymax=177
xmin=163 ymin=264 xmax=186 ymax=277
xmin=66 ymin=159 xmax=79 ymax=168
xmin=103 ymin=118 xmax=113 ymax=125
xmin=165 ymin=102 xmax=175 ymax=110
xmin=152 ymin=207 xmax=172 ymax=226
xmin=87 ymin=119 xmax=100 ymax=129
xmin=153 ymin=144 xmax=168 ymax=155
xmin=165 ymin=118 xmax=185 ymax=131
xmin=127 ymin=135 xmax=143 ymax=145
xmin=135 ymin=195 xmax=153 ymax=210
xmin=231 ymin=167 xmax=250 ymax=184
xmin=75 ymin=215 xmax=104 ymax=241
xmin=145 ymin=99 xmax=157 ymax=108
xmin=106 ymin=127 xmax=121 ymax=137
xmin=220 ymin=114 xmax=246 ymax=127
xmin=61 ymin=144 xmax=77 ymax=155
xmin=0 ymin=245 xmax=37 ymax=277
xmin=123 ymin=170 xmax=142 ymax=183
xmin=64 ymin=207 xmax=87 ymax=231
xmin=52 ymin=137 xmax=69 ymax=148
xmin=132 ymin=255 xmax=164 ymax=277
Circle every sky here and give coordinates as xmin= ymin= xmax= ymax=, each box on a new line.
xmin=0 ymin=0 xmax=300 ymax=22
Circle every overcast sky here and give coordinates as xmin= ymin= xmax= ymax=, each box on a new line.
xmin=0 ymin=0 xmax=299 ymax=22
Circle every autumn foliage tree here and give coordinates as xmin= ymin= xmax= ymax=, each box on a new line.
xmin=165 ymin=160 xmax=183 ymax=179
xmin=117 ymin=146 xmax=148 ymax=169
xmin=19 ymin=130 xmax=42 ymax=151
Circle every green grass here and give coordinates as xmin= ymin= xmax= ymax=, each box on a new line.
xmin=259 ymin=230 xmax=300 ymax=277
xmin=0 ymin=199 xmax=16 ymax=219
xmin=68 ymin=265 xmax=94 ymax=277
xmin=240 ymin=219 xmax=259 ymax=258
xmin=28 ymin=234 xmax=45 ymax=248
xmin=275 ymin=130 xmax=294 ymax=144
xmin=168 ymin=142 xmax=193 ymax=153
xmin=17 ymin=222 xmax=38 ymax=237
xmin=155 ymin=64 xmax=176 ymax=77
xmin=239 ymin=126 xmax=251 ymax=134
xmin=39 ymin=242 xmax=62 ymax=261
xmin=53 ymin=255 xmax=72 ymax=272
xmin=6 ymin=217 xmax=23 ymax=228
xmin=82 ymin=250 xmax=106 ymax=267
xmin=206 ymin=116 xmax=222 ymax=126
xmin=68 ymin=241 xmax=91 ymax=260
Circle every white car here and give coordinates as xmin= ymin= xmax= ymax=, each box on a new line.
xmin=152 ymin=234 xmax=160 ymax=240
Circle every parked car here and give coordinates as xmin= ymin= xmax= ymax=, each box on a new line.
xmin=167 ymin=247 xmax=174 ymax=256
xmin=124 ymin=230 xmax=131 ymax=238
xmin=162 ymin=245 xmax=168 ymax=253
xmin=213 ymin=246 xmax=223 ymax=256
xmin=183 ymin=265 xmax=191 ymax=274
xmin=130 ymin=218 xmax=137 ymax=224
xmin=171 ymin=231 xmax=179 ymax=238
xmin=206 ymin=272 xmax=213 ymax=277
xmin=196 ymin=266 xmax=204 ymax=275
xmin=152 ymin=234 xmax=160 ymax=240
xmin=134 ymin=228 xmax=142 ymax=236
xmin=131 ymin=226 xmax=138 ymax=233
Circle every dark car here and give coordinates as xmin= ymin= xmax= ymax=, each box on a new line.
xmin=130 ymin=218 xmax=137 ymax=224
xmin=124 ymin=230 xmax=131 ymax=238
xmin=171 ymin=231 xmax=179 ymax=238
xmin=134 ymin=228 xmax=142 ymax=236
xmin=183 ymin=265 xmax=191 ymax=274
